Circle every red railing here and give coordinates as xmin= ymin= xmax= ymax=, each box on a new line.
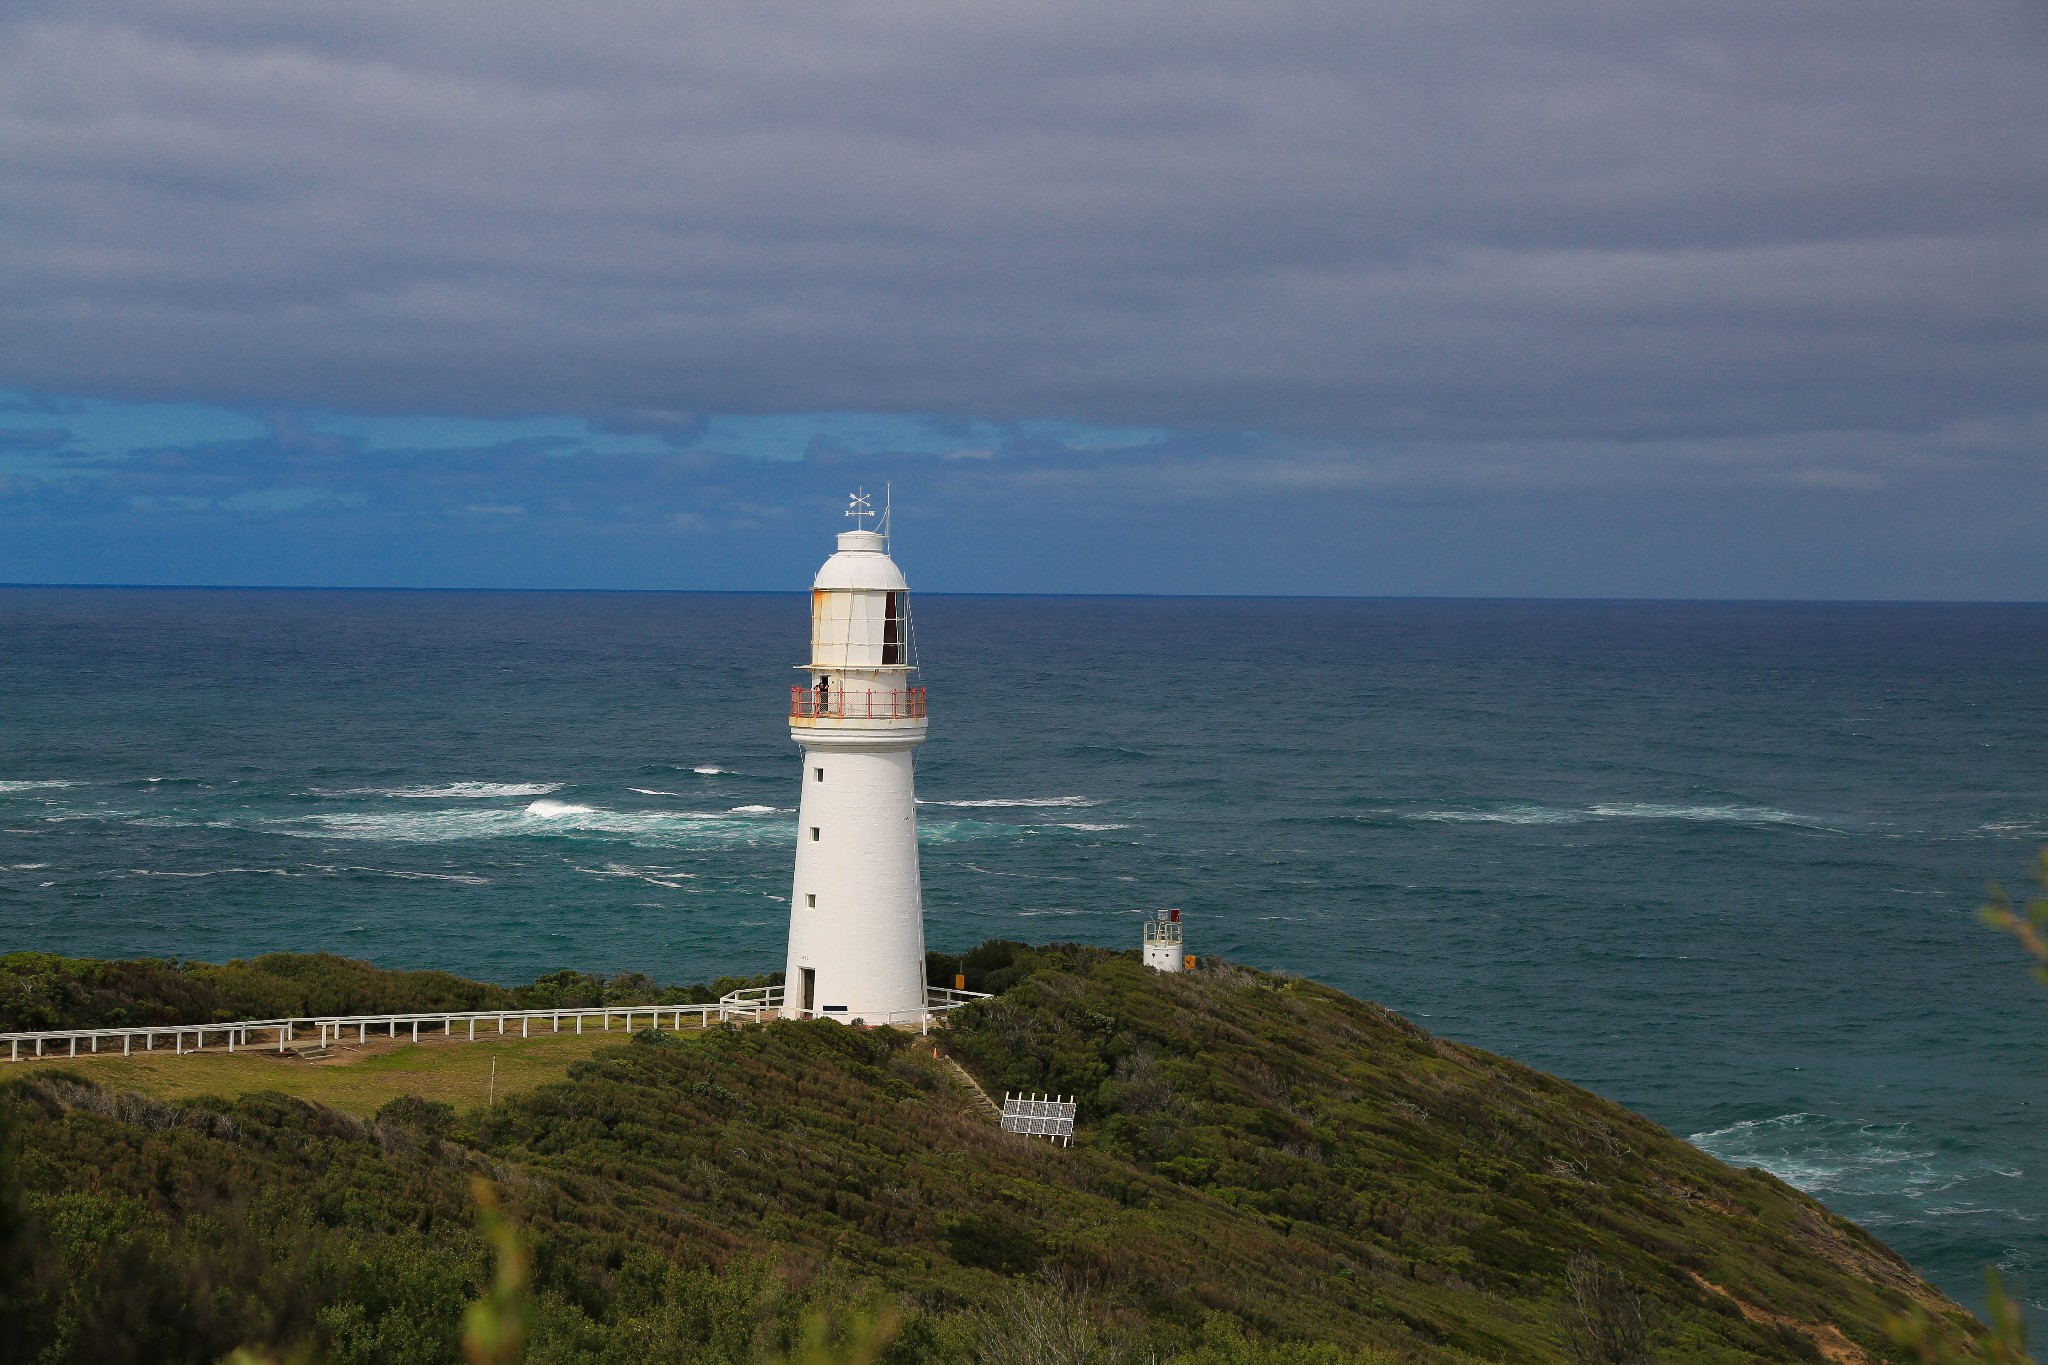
xmin=790 ymin=685 xmax=927 ymax=720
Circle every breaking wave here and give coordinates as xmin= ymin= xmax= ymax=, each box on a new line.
xmin=1689 ymin=1113 xmax=2018 ymax=1203
xmin=341 ymin=782 xmax=563 ymax=799
xmin=1402 ymin=801 xmax=1830 ymax=829
xmin=0 ymin=780 xmax=76 ymax=793
xmin=525 ymin=800 xmax=596 ymax=818
xmin=1404 ymin=803 xmax=1586 ymax=826
xmin=918 ymin=796 xmax=1097 ymax=809
xmin=1587 ymin=802 xmax=1832 ymax=828
xmin=266 ymin=801 xmax=791 ymax=849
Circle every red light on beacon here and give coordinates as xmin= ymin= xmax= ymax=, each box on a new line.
xmin=1168 ymin=908 xmax=1180 ymax=923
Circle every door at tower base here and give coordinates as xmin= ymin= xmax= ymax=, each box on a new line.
xmin=781 ymin=522 xmax=931 ymax=1024
xmin=785 ymin=747 xmax=927 ymax=1022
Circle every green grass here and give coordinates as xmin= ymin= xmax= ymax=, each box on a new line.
xmin=0 ymin=942 xmax=1984 ymax=1364
xmin=4 ymin=1025 xmax=659 ymax=1116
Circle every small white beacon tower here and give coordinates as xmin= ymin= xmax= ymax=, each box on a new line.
xmin=1143 ymin=908 xmax=1185 ymax=973
xmin=781 ymin=491 xmax=930 ymax=1023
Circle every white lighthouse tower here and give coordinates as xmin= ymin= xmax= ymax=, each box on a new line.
xmin=781 ymin=492 xmax=930 ymax=1023
xmin=1143 ymin=908 xmax=1185 ymax=973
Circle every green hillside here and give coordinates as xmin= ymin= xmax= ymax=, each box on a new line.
xmin=0 ymin=943 xmax=1977 ymax=1364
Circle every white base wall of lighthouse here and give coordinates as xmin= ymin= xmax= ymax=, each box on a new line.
xmin=782 ymin=744 xmax=928 ymax=1023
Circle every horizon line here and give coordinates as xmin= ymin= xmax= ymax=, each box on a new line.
xmin=2 ymin=580 xmax=2044 ymax=607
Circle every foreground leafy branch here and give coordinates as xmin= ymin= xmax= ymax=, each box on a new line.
xmin=1885 ymin=849 xmax=2047 ymax=1364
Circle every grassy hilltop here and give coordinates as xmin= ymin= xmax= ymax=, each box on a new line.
xmin=0 ymin=943 xmax=1977 ymax=1364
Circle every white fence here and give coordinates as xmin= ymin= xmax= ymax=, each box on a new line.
xmin=3 ymin=982 xmax=992 ymax=1062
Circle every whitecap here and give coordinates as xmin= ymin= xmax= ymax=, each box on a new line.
xmin=1405 ymin=804 xmax=1585 ymax=826
xmin=630 ymin=788 xmax=683 ymax=797
xmin=919 ymin=795 xmax=1097 ymax=808
xmin=7 ymin=863 xmax=50 ymax=870
xmin=0 ymin=780 xmax=75 ymax=793
xmin=728 ymin=805 xmax=779 ymax=815
xmin=525 ymin=799 xmax=595 ymax=818
xmin=1687 ymin=1112 xmax=2007 ymax=1201
xmin=1589 ymin=802 xmax=1826 ymax=827
xmin=692 ymin=766 xmax=726 ymax=775
xmin=1051 ymin=822 xmax=1131 ymax=831
xmin=267 ymin=802 xmax=790 ymax=849
xmin=365 ymin=782 xmax=563 ymax=799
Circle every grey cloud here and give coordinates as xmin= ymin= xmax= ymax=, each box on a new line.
xmin=0 ymin=0 xmax=2044 ymax=457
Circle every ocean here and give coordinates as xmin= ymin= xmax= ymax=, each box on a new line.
xmin=2 ymin=587 xmax=2043 ymax=1312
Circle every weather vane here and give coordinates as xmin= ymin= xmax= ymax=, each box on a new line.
xmin=846 ymin=488 xmax=875 ymax=529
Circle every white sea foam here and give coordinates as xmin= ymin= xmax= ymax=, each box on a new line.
xmin=1404 ymin=801 xmax=1827 ymax=828
xmin=0 ymin=780 xmax=76 ymax=793
xmin=267 ymin=801 xmax=790 ymax=850
xmin=8 ymin=863 xmax=50 ymax=870
xmin=919 ymin=795 xmax=1096 ymax=808
xmin=630 ymin=788 xmax=683 ymax=797
xmin=573 ymin=862 xmax=697 ymax=889
xmin=1589 ymin=802 xmax=1824 ymax=826
xmin=327 ymin=866 xmax=490 ymax=884
xmin=371 ymin=782 xmax=563 ymax=799
xmin=728 ymin=804 xmax=779 ymax=815
xmin=1406 ymin=804 xmax=1585 ymax=825
xmin=1689 ymin=1112 xmax=2013 ymax=1202
xmin=526 ymin=799 xmax=596 ymax=818
xmin=691 ymin=766 xmax=726 ymax=774
xmin=1051 ymin=822 xmax=1130 ymax=831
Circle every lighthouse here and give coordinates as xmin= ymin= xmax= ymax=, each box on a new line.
xmin=1143 ymin=909 xmax=1185 ymax=973
xmin=780 ymin=492 xmax=930 ymax=1024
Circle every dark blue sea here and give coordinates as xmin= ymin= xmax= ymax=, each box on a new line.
xmin=2 ymin=588 xmax=2044 ymax=1312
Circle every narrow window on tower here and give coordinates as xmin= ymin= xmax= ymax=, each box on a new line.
xmin=810 ymin=827 xmax=820 ymax=841
xmin=882 ymin=591 xmax=901 ymax=665
xmin=806 ymin=893 xmax=816 ymax=908
xmin=815 ymin=767 xmax=824 ymax=782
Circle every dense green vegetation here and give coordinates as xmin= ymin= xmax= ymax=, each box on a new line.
xmin=0 ymin=943 xmax=1977 ymax=1364
xmin=0 ymin=950 xmax=775 ymax=1032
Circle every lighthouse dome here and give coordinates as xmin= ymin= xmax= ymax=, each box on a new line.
xmin=813 ymin=530 xmax=908 ymax=592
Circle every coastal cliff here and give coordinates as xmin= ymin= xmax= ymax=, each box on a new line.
xmin=0 ymin=943 xmax=1975 ymax=1363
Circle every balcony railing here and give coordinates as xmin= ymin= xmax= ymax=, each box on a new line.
xmin=790 ymin=685 xmax=927 ymax=720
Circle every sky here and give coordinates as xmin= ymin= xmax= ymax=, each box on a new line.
xmin=2 ymin=0 xmax=2044 ymax=597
